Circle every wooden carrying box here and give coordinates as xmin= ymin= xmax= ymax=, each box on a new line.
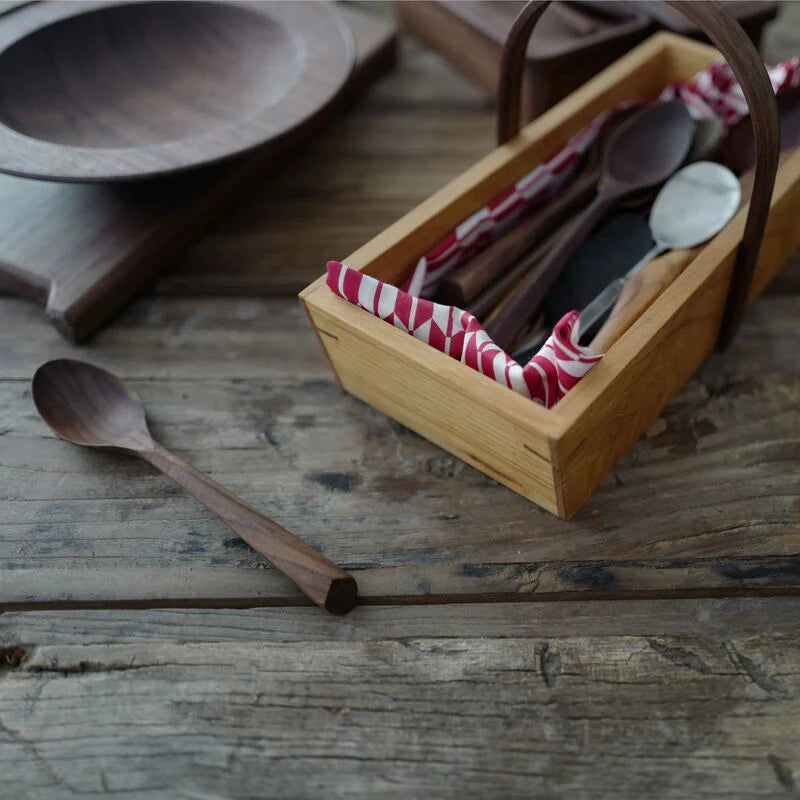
xmin=301 ymin=1 xmax=788 ymax=519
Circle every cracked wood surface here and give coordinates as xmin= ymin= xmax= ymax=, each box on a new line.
xmin=1 ymin=601 xmax=800 ymax=799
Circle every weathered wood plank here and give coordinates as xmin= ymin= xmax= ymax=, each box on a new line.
xmin=0 ymin=296 xmax=326 ymax=379
xmin=2 ymin=289 xmax=799 ymax=604
xmin=0 ymin=603 xmax=798 ymax=798
xmin=1 ymin=563 xmax=800 ymax=608
xmin=4 ymin=556 xmax=800 ymax=608
xmin=4 ymin=597 xmax=800 ymax=644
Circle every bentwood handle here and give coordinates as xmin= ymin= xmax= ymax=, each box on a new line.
xmin=142 ymin=443 xmax=358 ymax=614
xmin=496 ymin=0 xmax=779 ymax=349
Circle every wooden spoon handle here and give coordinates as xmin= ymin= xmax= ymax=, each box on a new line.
xmin=468 ymin=216 xmax=574 ymax=320
xmin=589 ymin=247 xmax=700 ymax=352
xmin=485 ymin=188 xmax=617 ymax=350
xmin=436 ymin=166 xmax=599 ymax=306
xmin=142 ymin=443 xmax=357 ymax=613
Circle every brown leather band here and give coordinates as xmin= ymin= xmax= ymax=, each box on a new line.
xmin=496 ymin=0 xmax=780 ymax=349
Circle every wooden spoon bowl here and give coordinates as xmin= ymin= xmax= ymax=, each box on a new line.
xmin=32 ymin=359 xmax=358 ymax=614
xmin=0 ymin=1 xmax=354 ymax=181
xmin=32 ymin=359 xmax=152 ymax=452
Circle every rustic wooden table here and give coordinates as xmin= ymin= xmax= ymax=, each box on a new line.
xmin=2 ymin=10 xmax=800 ymax=798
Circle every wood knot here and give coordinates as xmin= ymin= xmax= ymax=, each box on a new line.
xmin=0 ymin=646 xmax=28 ymax=669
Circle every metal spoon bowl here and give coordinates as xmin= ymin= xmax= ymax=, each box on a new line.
xmin=649 ymin=160 xmax=741 ymax=251
xmin=579 ymin=161 xmax=741 ymax=333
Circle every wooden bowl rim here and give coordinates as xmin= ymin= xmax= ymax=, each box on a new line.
xmin=0 ymin=0 xmax=355 ymax=182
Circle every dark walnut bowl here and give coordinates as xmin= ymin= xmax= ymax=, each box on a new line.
xmin=0 ymin=0 xmax=354 ymax=182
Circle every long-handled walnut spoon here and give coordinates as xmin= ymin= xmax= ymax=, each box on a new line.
xmin=31 ymin=359 xmax=358 ymax=614
xmin=435 ymin=104 xmax=645 ymax=307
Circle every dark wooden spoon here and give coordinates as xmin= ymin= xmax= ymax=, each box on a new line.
xmin=31 ymin=359 xmax=358 ymax=614
xmin=435 ymin=104 xmax=644 ymax=307
xmin=484 ymin=100 xmax=695 ymax=350
xmin=468 ymin=216 xmax=573 ymax=321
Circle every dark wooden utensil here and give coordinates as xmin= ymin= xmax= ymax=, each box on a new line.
xmin=0 ymin=0 xmax=354 ymax=181
xmin=0 ymin=3 xmax=396 ymax=341
xmin=468 ymin=218 xmax=572 ymax=321
xmin=31 ymin=359 xmax=358 ymax=614
xmin=436 ymin=104 xmax=642 ymax=307
xmin=484 ymin=99 xmax=694 ymax=350
xmin=612 ymin=116 xmax=726 ymax=211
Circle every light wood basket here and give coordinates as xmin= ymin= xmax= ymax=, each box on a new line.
xmin=301 ymin=1 xmax=792 ymax=519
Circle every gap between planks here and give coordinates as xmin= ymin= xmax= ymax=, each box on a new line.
xmin=3 ymin=584 xmax=800 ymax=614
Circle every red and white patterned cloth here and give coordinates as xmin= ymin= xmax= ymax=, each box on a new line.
xmin=327 ymin=56 xmax=800 ymax=408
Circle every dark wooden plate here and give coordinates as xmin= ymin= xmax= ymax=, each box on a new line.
xmin=0 ymin=0 xmax=354 ymax=181
xmin=0 ymin=2 xmax=396 ymax=340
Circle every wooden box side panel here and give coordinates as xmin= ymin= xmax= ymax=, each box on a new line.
xmin=397 ymin=0 xmax=655 ymax=119
xmin=553 ymin=150 xmax=800 ymax=517
xmin=303 ymin=285 xmax=562 ymax=514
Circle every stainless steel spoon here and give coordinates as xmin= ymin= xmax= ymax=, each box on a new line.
xmin=579 ymin=160 xmax=741 ymax=334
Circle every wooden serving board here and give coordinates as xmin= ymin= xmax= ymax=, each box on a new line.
xmin=0 ymin=3 xmax=396 ymax=341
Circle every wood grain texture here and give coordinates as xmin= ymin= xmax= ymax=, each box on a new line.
xmin=0 ymin=3 xmax=396 ymax=341
xmin=2 ymin=287 xmax=800 ymax=605
xmin=6 ymin=597 xmax=800 ymax=643
xmin=1 ymin=604 xmax=799 ymax=798
xmin=1 ymin=9 xmax=799 ymax=794
xmin=0 ymin=0 xmax=354 ymax=181
xmin=397 ymin=0 xmax=653 ymax=119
